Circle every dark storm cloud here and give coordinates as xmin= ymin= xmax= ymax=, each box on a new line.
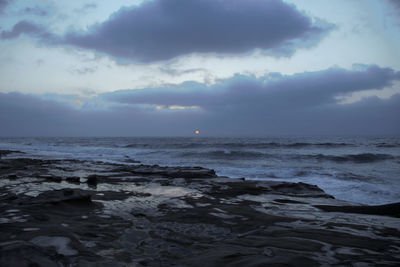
xmin=1 ymin=65 xmax=399 ymax=136
xmin=0 ymin=91 xmax=399 ymax=137
xmin=63 ymin=0 xmax=331 ymax=62
xmin=0 ymin=0 xmax=332 ymax=61
xmin=0 ymin=20 xmax=52 ymax=40
xmin=0 ymin=92 xmax=201 ymax=136
xmin=0 ymin=92 xmax=76 ymax=136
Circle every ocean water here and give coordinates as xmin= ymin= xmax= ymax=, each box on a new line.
xmin=0 ymin=136 xmax=399 ymax=205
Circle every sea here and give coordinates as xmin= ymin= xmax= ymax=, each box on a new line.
xmin=0 ymin=136 xmax=399 ymax=205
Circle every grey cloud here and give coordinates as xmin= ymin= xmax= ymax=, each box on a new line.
xmin=1 ymin=65 xmax=399 ymax=136
xmin=35 ymin=59 xmax=44 ymax=66
xmin=22 ymin=6 xmax=48 ymax=16
xmin=68 ymin=66 xmax=98 ymax=75
xmin=74 ymin=3 xmax=97 ymax=14
xmin=0 ymin=0 xmax=12 ymax=13
xmin=1 ymin=0 xmax=332 ymax=62
xmin=201 ymin=94 xmax=400 ymax=136
xmin=0 ymin=92 xmax=200 ymax=136
xmin=83 ymin=3 xmax=97 ymax=10
xmin=0 ymin=92 xmax=76 ymax=136
xmin=385 ymin=0 xmax=400 ymax=26
xmin=0 ymin=91 xmax=399 ymax=137
xmin=158 ymin=66 xmax=208 ymax=77
xmin=63 ymin=0 xmax=332 ymax=62
xmin=103 ymin=65 xmax=400 ymax=109
xmin=0 ymin=20 xmax=52 ymax=40
xmin=386 ymin=0 xmax=400 ymax=11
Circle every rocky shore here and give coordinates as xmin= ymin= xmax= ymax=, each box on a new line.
xmin=0 ymin=150 xmax=399 ymax=266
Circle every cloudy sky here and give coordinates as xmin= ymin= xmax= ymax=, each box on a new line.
xmin=0 ymin=0 xmax=399 ymax=136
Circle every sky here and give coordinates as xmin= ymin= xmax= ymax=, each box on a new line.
xmin=0 ymin=0 xmax=399 ymax=137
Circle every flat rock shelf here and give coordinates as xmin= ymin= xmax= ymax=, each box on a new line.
xmin=0 ymin=150 xmax=399 ymax=266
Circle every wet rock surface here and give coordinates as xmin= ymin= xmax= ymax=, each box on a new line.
xmin=0 ymin=151 xmax=399 ymax=266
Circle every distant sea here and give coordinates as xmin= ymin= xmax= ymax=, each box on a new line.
xmin=1 ymin=136 xmax=399 ymax=205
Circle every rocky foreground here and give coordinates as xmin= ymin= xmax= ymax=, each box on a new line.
xmin=0 ymin=150 xmax=399 ymax=266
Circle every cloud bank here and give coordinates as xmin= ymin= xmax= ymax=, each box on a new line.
xmin=103 ymin=65 xmax=400 ymax=107
xmin=1 ymin=65 xmax=399 ymax=136
xmin=1 ymin=0 xmax=332 ymax=62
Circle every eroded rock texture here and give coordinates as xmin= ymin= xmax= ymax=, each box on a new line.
xmin=0 ymin=152 xmax=399 ymax=266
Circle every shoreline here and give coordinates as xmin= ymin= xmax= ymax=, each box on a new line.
xmin=0 ymin=150 xmax=399 ymax=266
xmin=1 ymin=136 xmax=399 ymax=206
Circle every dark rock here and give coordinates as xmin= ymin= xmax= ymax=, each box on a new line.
xmin=0 ymin=150 xmax=24 ymax=159
xmin=86 ymin=175 xmax=98 ymax=185
xmin=270 ymin=182 xmax=332 ymax=197
xmin=0 ymin=241 xmax=58 ymax=267
xmin=124 ymin=158 xmax=141 ymax=164
xmin=26 ymin=188 xmax=93 ymax=205
xmin=168 ymin=167 xmax=216 ymax=179
xmin=66 ymin=176 xmax=80 ymax=183
xmin=0 ymin=156 xmax=399 ymax=266
xmin=7 ymin=174 xmax=18 ymax=180
xmin=131 ymin=212 xmax=147 ymax=217
xmin=127 ymin=165 xmax=217 ymax=179
xmin=51 ymin=176 xmax=62 ymax=183
xmin=0 ymin=192 xmax=18 ymax=201
xmin=274 ymin=199 xmax=306 ymax=204
xmin=32 ymin=213 xmax=50 ymax=221
xmin=315 ymin=202 xmax=400 ymax=218
xmin=38 ymin=175 xmax=62 ymax=183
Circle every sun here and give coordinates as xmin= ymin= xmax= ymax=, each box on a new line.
xmin=195 ymin=130 xmax=200 ymax=135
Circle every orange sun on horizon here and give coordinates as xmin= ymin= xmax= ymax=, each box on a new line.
xmin=195 ymin=130 xmax=200 ymax=135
